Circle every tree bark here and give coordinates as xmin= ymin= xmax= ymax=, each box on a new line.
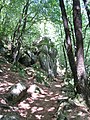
xmin=59 ymin=0 xmax=79 ymax=92
xmin=73 ymin=0 xmax=87 ymax=89
xmin=73 ymin=1 xmax=90 ymax=106
xmin=11 ymin=0 xmax=29 ymax=64
xmin=59 ymin=0 xmax=89 ymax=105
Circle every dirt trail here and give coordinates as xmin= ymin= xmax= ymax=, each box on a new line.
xmin=25 ymin=80 xmax=63 ymax=120
xmin=0 ymin=56 xmax=90 ymax=120
xmin=0 ymin=56 xmax=63 ymax=120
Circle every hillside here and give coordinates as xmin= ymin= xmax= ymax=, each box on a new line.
xmin=0 ymin=55 xmax=90 ymax=120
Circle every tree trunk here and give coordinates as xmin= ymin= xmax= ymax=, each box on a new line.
xmin=73 ymin=1 xmax=90 ymax=106
xmin=73 ymin=0 xmax=87 ymax=89
xmin=59 ymin=0 xmax=89 ymax=105
xmin=11 ymin=0 xmax=29 ymax=64
xmin=59 ymin=0 xmax=79 ymax=92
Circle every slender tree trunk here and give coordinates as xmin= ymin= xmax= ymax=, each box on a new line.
xmin=11 ymin=0 xmax=29 ymax=64
xmin=59 ymin=0 xmax=89 ymax=105
xmin=73 ymin=0 xmax=87 ymax=88
xmin=73 ymin=0 xmax=90 ymax=106
xmin=59 ymin=0 xmax=79 ymax=92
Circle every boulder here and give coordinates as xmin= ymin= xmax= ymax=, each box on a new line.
xmin=5 ymin=82 xmax=28 ymax=105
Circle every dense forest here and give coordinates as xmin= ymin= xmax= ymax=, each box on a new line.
xmin=0 ymin=0 xmax=90 ymax=119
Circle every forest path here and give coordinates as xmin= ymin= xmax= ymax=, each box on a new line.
xmin=0 ymin=55 xmax=90 ymax=120
xmin=0 ymin=55 xmax=64 ymax=120
xmin=26 ymin=80 xmax=63 ymax=120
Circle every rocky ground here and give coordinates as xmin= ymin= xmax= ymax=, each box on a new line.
xmin=0 ymin=55 xmax=90 ymax=120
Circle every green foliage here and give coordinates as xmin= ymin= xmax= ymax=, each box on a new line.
xmin=1 ymin=1 xmax=90 ymax=119
xmin=0 ymin=0 xmax=90 ymax=90
xmin=0 ymin=57 xmax=7 ymax=64
xmin=33 ymin=63 xmax=50 ymax=87
xmin=57 ymin=110 xmax=67 ymax=120
xmin=63 ymin=71 xmax=75 ymax=99
xmin=10 ymin=63 xmax=26 ymax=78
